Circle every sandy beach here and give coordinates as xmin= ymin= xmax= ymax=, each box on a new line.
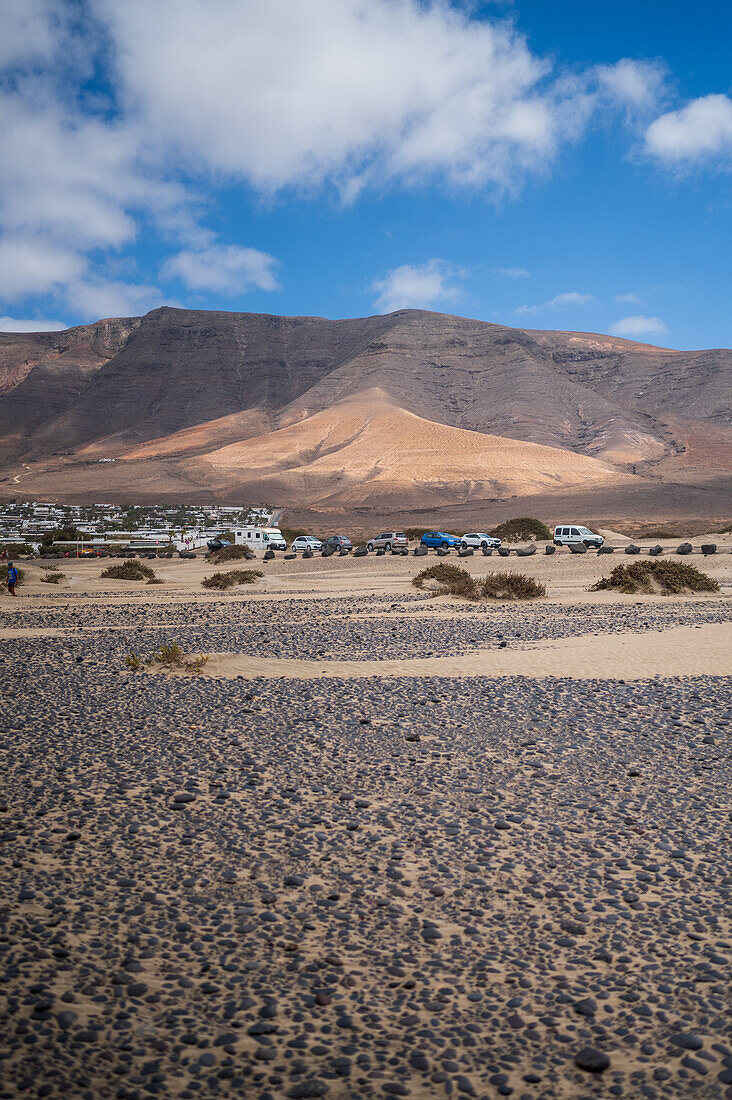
xmin=1 ymin=541 xmax=730 ymax=1099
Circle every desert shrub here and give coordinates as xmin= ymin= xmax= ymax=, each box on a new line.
xmin=126 ymin=651 xmax=141 ymax=670
xmin=146 ymin=642 xmax=208 ymax=673
xmin=591 ymin=560 xmax=719 ymax=595
xmin=209 ymin=544 xmax=255 ymax=563
xmin=101 ymin=558 xmax=155 ymax=581
xmin=635 ymin=528 xmax=685 ymax=539
xmin=147 ymin=577 xmax=164 ymax=585
xmin=490 ymin=517 xmax=552 ymax=542
xmin=413 ymin=563 xmax=544 ymax=600
xmin=718 ymin=522 xmax=732 ymax=534
xmin=405 ymin=528 xmax=430 ymax=541
xmin=40 ymin=570 xmax=65 ymax=584
xmin=480 ymin=572 xmax=546 ymax=599
xmin=202 ymin=568 xmax=264 ymax=590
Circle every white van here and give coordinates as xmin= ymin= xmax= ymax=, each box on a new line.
xmin=233 ymin=527 xmax=287 ymax=551
xmin=553 ymin=525 xmax=604 ymax=549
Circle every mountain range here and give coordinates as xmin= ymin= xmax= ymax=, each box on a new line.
xmin=0 ymin=307 xmax=729 ymax=525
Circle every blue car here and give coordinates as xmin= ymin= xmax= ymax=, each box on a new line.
xmin=420 ymin=531 xmax=462 ymax=549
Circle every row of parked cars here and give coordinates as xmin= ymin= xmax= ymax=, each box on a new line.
xmin=288 ymin=525 xmax=604 ymax=553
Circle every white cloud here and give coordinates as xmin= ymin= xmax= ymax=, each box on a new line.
xmin=0 ymin=237 xmax=85 ymax=301
xmin=596 ymin=59 xmax=666 ymax=112
xmin=372 ymin=259 xmax=465 ymax=313
xmin=0 ymin=316 xmax=67 ymax=332
xmin=495 ymin=267 xmax=530 ymax=278
xmin=65 ymin=279 xmax=169 ymax=320
xmin=645 ymin=94 xmax=732 ymax=163
xmin=614 ymin=293 xmax=643 ymax=305
xmin=0 ymin=0 xmax=61 ymax=69
xmin=608 ymin=315 xmax=667 ymax=339
xmin=514 ymin=291 xmax=595 ymax=316
xmin=162 ymin=245 xmax=280 ymax=295
xmin=97 ymin=0 xmax=590 ymax=197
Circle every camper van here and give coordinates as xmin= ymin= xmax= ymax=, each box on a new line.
xmin=233 ymin=527 xmax=287 ymax=551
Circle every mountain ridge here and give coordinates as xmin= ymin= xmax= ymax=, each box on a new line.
xmin=0 ymin=307 xmax=729 ymax=518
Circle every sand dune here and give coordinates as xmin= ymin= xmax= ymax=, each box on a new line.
xmin=189 ymin=389 xmax=634 ymax=508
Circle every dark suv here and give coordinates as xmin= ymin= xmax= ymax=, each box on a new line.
xmin=323 ymin=535 xmax=353 ymax=552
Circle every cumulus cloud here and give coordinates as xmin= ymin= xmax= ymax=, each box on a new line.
xmin=97 ymin=0 xmax=602 ymax=197
xmin=0 ymin=316 xmax=68 ymax=332
xmin=608 ymin=315 xmax=667 ymax=339
xmin=645 ymin=94 xmax=732 ymax=163
xmin=372 ymin=260 xmax=465 ymax=313
xmin=514 ymin=291 xmax=595 ymax=316
xmin=162 ymin=245 xmax=280 ymax=295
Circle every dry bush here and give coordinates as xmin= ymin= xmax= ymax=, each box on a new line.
xmin=202 ymin=568 xmax=264 ymax=590
xmin=490 ymin=517 xmax=551 ymax=541
xmin=40 ymin=570 xmax=65 ymax=584
xmin=146 ymin=643 xmax=208 ymax=674
xmin=413 ymin=563 xmax=544 ymax=600
xmin=101 ymin=558 xmax=155 ymax=581
xmin=591 ymin=560 xmax=719 ymax=595
xmin=209 ymin=545 xmax=255 ymax=564
xmin=480 ymin=572 xmax=546 ymax=599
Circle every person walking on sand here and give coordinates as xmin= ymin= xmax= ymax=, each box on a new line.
xmin=7 ymin=561 xmax=18 ymax=596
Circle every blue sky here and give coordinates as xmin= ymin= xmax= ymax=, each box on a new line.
xmin=0 ymin=0 xmax=730 ymax=349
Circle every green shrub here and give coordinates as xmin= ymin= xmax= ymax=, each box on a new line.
xmin=202 ymin=568 xmax=264 ymax=590
xmin=404 ymin=528 xmax=430 ymax=541
xmin=490 ymin=517 xmax=552 ymax=542
xmin=126 ymin=651 xmax=141 ymax=670
xmin=209 ymin=544 xmax=255 ymax=563
xmin=101 ymin=558 xmax=155 ymax=581
xmin=413 ymin=563 xmax=545 ymax=600
xmin=40 ymin=570 xmax=65 ymax=584
xmin=590 ymin=560 xmax=719 ymax=595
xmin=2 ymin=543 xmax=35 ymax=557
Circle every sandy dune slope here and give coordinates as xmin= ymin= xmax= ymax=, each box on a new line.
xmin=187 ymin=389 xmax=633 ymax=508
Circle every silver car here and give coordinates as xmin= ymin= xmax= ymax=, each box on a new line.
xmin=460 ymin=532 xmax=502 ymax=550
xmin=367 ymin=531 xmax=409 ymax=552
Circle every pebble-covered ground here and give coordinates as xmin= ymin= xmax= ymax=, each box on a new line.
xmin=1 ymin=589 xmax=731 ymax=1100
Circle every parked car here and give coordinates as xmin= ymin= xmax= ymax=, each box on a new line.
xmin=367 ymin=531 xmax=408 ymax=552
xmin=323 ymin=535 xmax=353 ymax=551
xmin=460 ymin=532 xmax=502 ymax=550
xmin=207 ymin=537 xmax=233 ymax=552
xmin=291 ymin=535 xmax=323 ymax=552
xmin=553 ymin=525 xmax=604 ymax=549
xmin=420 ymin=531 xmax=462 ymax=549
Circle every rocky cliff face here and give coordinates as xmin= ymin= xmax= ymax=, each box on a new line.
xmin=0 ymin=307 xmax=729 ymax=511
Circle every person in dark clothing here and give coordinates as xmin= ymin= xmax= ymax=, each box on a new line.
xmin=7 ymin=561 xmax=18 ymax=596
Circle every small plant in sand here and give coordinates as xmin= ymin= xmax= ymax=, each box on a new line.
xmin=202 ymin=568 xmax=264 ymax=590
xmin=40 ymin=570 xmax=65 ymax=584
xmin=490 ymin=517 xmax=552 ymax=542
xmin=126 ymin=651 xmax=141 ymax=670
xmin=147 ymin=577 xmax=164 ymax=585
xmin=101 ymin=558 xmax=156 ymax=581
xmin=413 ymin=563 xmax=545 ymax=600
xmin=146 ymin=642 xmax=209 ymax=673
xmin=209 ymin=544 xmax=255 ymax=564
xmin=590 ymin=560 xmax=719 ymax=596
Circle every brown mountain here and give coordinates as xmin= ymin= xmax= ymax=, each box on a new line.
xmin=0 ymin=306 xmax=729 ymax=523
